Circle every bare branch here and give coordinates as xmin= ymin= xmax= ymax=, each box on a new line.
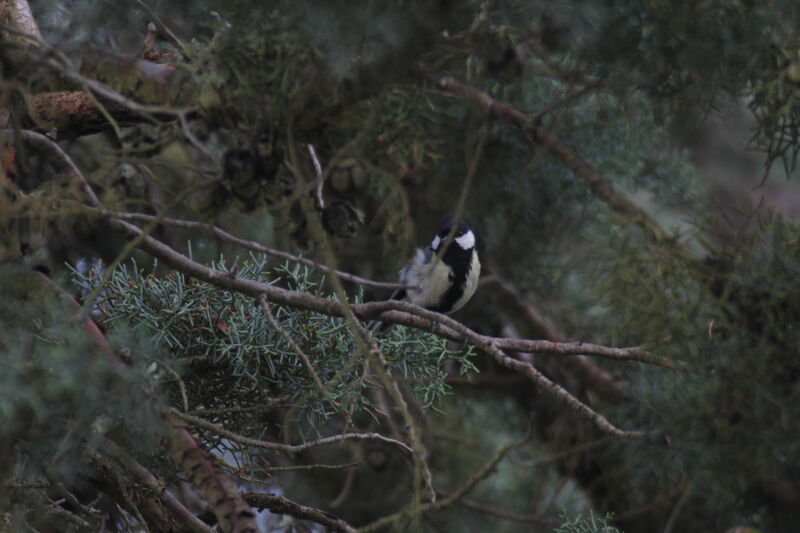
xmin=308 ymin=143 xmax=325 ymax=208
xmin=358 ymin=423 xmax=533 ymax=532
xmin=171 ymin=409 xmax=414 ymax=455
xmin=242 ymin=493 xmax=355 ymax=533
xmin=91 ymin=208 xmax=407 ymax=290
xmin=436 ymin=490 xmax=559 ymax=527
xmin=436 ymin=76 xmax=668 ymax=244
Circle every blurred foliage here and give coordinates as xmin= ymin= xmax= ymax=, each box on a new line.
xmin=593 ymin=217 xmax=800 ymax=529
xmin=2 ymin=0 xmax=800 ymax=531
xmin=0 ymin=267 xmax=158 ymax=531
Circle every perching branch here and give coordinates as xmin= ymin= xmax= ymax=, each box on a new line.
xmin=109 ymin=216 xmax=653 ymax=437
xmin=11 ymin=128 xmax=653 ymax=440
xmin=97 ymin=211 xmax=668 ymax=365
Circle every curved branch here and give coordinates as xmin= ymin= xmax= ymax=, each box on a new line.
xmin=12 ymin=128 xmax=655 ymax=438
xmin=358 ymin=423 xmax=533 ymax=532
xmin=171 ymin=409 xmax=414 ymax=455
xmin=436 ymin=76 xmax=667 ymax=244
xmin=243 ymin=493 xmax=355 ymax=533
xmin=92 ymin=208 xmax=407 ymax=290
xmin=101 ymin=220 xmax=650 ymax=438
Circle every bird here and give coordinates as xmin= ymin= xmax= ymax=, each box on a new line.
xmin=392 ymin=215 xmax=481 ymax=315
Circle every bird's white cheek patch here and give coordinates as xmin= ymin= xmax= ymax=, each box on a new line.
xmin=455 ymin=230 xmax=475 ymax=250
xmin=431 ymin=235 xmax=441 ymax=250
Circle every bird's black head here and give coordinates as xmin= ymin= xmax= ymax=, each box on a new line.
xmin=431 ymin=215 xmax=476 ymax=252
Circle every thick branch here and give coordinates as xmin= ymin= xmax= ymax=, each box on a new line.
xmin=0 ymin=0 xmax=41 ymax=46
xmin=29 ymin=91 xmax=155 ymax=138
xmin=99 ymin=438 xmax=215 ymax=533
xmin=84 ymin=445 xmax=181 ymax=532
xmin=164 ymin=411 xmax=260 ymax=533
xmin=16 ymin=255 xmax=261 ymax=533
xmin=437 ymin=76 xmax=667 ymax=243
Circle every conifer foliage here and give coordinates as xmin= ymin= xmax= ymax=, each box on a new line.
xmin=1 ymin=1 xmax=799 ymax=532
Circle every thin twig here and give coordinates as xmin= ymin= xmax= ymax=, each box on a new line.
xmin=171 ymin=409 xmax=413 ymax=454
xmin=261 ymin=461 xmax=360 ymax=472
xmin=258 ymin=294 xmax=331 ymax=400
xmin=511 ymin=438 xmax=610 ymax=468
xmin=286 ymin=129 xmax=437 ymax=505
xmin=89 ymin=207 xmax=407 ymax=290
xmin=613 ymin=476 xmax=691 ymax=522
xmin=159 ymin=362 xmax=189 ymax=412
xmin=185 ymin=401 xmax=287 ymax=417
xmin=133 ymin=0 xmax=190 ymax=55
xmin=308 ymin=143 xmax=325 ymax=208
xmin=662 ymin=478 xmax=693 ymax=533
xmin=358 ymin=422 xmax=533 ymax=532
xmin=436 ymin=490 xmax=559 ymax=527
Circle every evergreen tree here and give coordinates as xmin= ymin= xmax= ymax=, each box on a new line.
xmin=1 ymin=1 xmax=798 ymax=531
